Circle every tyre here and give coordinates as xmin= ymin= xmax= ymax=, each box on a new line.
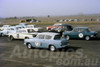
xmin=49 ymin=45 xmax=56 ymax=51
xmin=57 ymin=30 xmax=61 ymax=32
xmin=66 ymin=35 xmax=70 ymax=40
xmin=1 ymin=33 xmax=4 ymax=37
xmin=10 ymin=36 xmax=14 ymax=41
xmin=85 ymin=36 xmax=90 ymax=40
xmin=27 ymin=43 xmax=32 ymax=49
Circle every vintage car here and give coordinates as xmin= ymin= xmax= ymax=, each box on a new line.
xmin=0 ymin=26 xmax=22 ymax=36
xmin=0 ymin=25 xmax=11 ymax=30
xmin=24 ymin=32 xmax=69 ymax=51
xmin=18 ymin=23 xmax=27 ymax=28
xmin=62 ymin=27 xmax=98 ymax=40
xmin=46 ymin=23 xmax=62 ymax=31
xmin=8 ymin=28 xmax=37 ymax=40
xmin=50 ymin=24 xmax=73 ymax=32
xmin=26 ymin=25 xmax=43 ymax=32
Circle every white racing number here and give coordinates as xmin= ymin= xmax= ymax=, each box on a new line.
xmin=35 ymin=42 xmax=40 ymax=46
xmin=79 ymin=33 xmax=83 ymax=38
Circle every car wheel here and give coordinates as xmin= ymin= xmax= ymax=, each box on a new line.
xmin=10 ymin=36 xmax=14 ymax=41
xmin=58 ymin=30 xmax=61 ymax=32
xmin=85 ymin=36 xmax=90 ymax=40
xmin=66 ymin=35 xmax=70 ymax=40
xmin=27 ymin=43 xmax=32 ymax=49
xmin=49 ymin=45 xmax=56 ymax=51
xmin=1 ymin=33 xmax=4 ymax=37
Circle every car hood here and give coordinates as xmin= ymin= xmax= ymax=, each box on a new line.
xmin=34 ymin=27 xmax=43 ymax=29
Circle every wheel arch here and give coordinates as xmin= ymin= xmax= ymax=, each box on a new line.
xmin=48 ymin=44 xmax=55 ymax=48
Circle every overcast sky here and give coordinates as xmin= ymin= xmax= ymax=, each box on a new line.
xmin=0 ymin=0 xmax=100 ymax=17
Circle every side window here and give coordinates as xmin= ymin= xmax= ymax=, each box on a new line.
xmin=7 ymin=28 xmax=10 ymax=30
xmin=38 ymin=35 xmax=45 ymax=39
xmin=17 ymin=30 xmax=21 ymax=33
xmin=23 ymin=30 xmax=26 ymax=33
xmin=16 ymin=30 xmax=19 ymax=33
xmin=45 ymin=35 xmax=52 ymax=39
xmin=73 ymin=28 xmax=78 ymax=32
xmin=79 ymin=29 xmax=84 ymax=32
xmin=10 ymin=28 xmax=14 ymax=30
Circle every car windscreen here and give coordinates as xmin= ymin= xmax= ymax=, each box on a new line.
xmin=54 ymin=35 xmax=61 ymax=40
xmin=27 ymin=29 xmax=34 ymax=33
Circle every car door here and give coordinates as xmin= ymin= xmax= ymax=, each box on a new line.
xmin=41 ymin=35 xmax=52 ymax=48
xmin=78 ymin=29 xmax=85 ymax=38
xmin=19 ymin=30 xmax=26 ymax=39
xmin=34 ymin=35 xmax=45 ymax=48
xmin=15 ymin=30 xmax=20 ymax=39
xmin=71 ymin=28 xmax=79 ymax=38
xmin=18 ymin=30 xmax=27 ymax=39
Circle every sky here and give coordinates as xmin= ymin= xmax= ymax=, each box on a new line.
xmin=0 ymin=0 xmax=100 ymax=17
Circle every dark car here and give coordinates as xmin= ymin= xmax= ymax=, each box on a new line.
xmin=62 ymin=27 xmax=98 ymax=40
xmin=50 ymin=24 xmax=73 ymax=33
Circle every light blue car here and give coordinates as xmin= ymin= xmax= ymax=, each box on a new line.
xmin=24 ymin=32 xmax=69 ymax=51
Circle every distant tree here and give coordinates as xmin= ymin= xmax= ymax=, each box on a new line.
xmin=48 ymin=15 xmax=50 ymax=18
xmin=14 ymin=16 xmax=17 ymax=19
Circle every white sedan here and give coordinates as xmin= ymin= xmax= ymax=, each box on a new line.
xmin=8 ymin=28 xmax=38 ymax=40
xmin=0 ymin=26 xmax=22 ymax=36
xmin=26 ymin=25 xmax=43 ymax=32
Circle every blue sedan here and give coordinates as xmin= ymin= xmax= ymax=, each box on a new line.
xmin=24 ymin=32 xmax=69 ymax=51
xmin=63 ymin=27 xmax=98 ymax=40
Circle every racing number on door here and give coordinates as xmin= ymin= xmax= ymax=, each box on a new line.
xmin=79 ymin=33 xmax=83 ymax=38
xmin=35 ymin=42 xmax=40 ymax=46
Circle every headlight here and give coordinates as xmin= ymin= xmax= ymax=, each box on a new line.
xmin=91 ymin=35 xmax=94 ymax=37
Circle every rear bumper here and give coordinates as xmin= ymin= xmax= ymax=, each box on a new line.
xmin=61 ymin=43 xmax=69 ymax=48
xmin=57 ymin=43 xmax=69 ymax=49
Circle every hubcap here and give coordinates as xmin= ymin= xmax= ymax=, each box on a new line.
xmin=1 ymin=33 xmax=4 ymax=36
xmin=10 ymin=36 xmax=13 ymax=40
xmin=28 ymin=44 xmax=31 ymax=49
xmin=86 ymin=36 xmax=90 ymax=40
xmin=66 ymin=35 xmax=69 ymax=40
xmin=50 ymin=46 xmax=55 ymax=51
xmin=58 ymin=30 xmax=61 ymax=32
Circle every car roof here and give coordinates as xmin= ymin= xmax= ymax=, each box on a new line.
xmin=74 ymin=27 xmax=89 ymax=29
xmin=54 ymin=23 xmax=62 ymax=25
xmin=16 ymin=25 xmax=23 ymax=27
xmin=9 ymin=26 xmax=16 ymax=28
xmin=59 ymin=24 xmax=72 ymax=26
xmin=38 ymin=32 xmax=59 ymax=35
xmin=3 ymin=25 xmax=10 ymax=26
xmin=27 ymin=25 xmax=35 ymax=26
xmin=18 ymin=28 xmax=33 ymax=30
xmin=19 ymin=23 xmax=27 ymax=25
